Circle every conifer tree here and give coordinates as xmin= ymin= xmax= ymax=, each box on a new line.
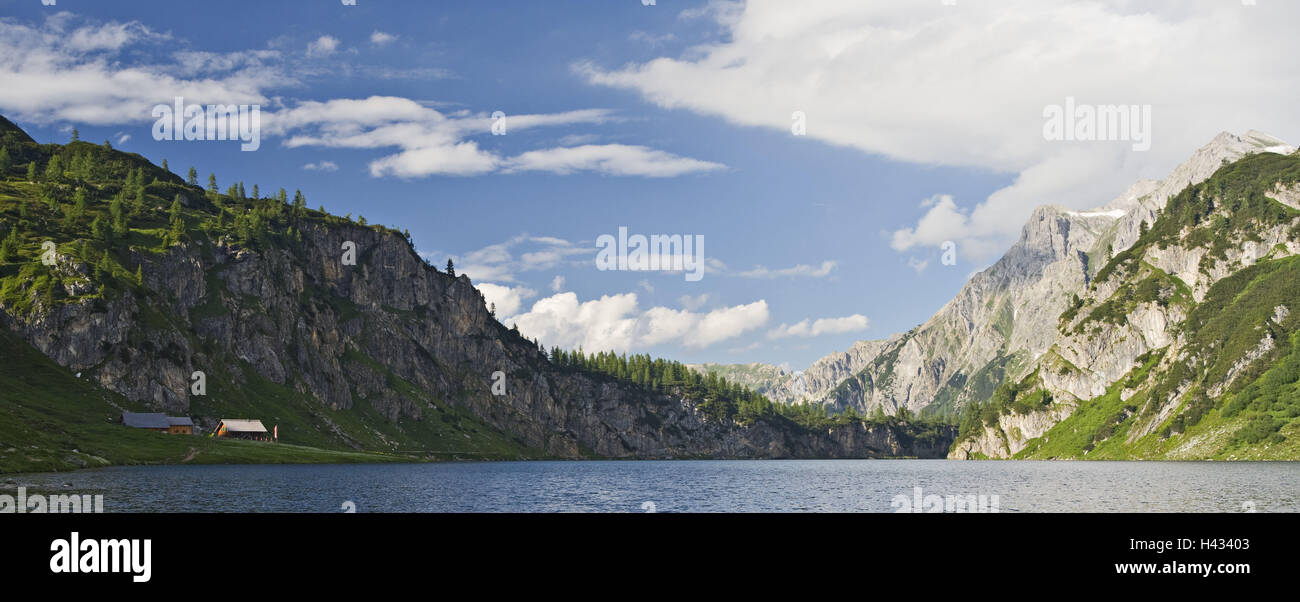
xmin=45 ymin=155 xmax=64 ymax=181
xmin=72 ymin=188 xmax=88 ymax=218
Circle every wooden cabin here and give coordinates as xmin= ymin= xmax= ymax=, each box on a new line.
xmin=166 ymin=416 xmax=194 ymax=435
xmin=215 ymin=419 xmax=269 ymax=441
xmin=121 ymin=412 xmax=193 ymax=435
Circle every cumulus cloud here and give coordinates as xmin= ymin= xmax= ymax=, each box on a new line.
xmin=767 ymin=314 xmax=870 ymax=339
xmin=476 ymin=283 xmax=536 ymax=318
xmin=370 ymin=31 xmax=397 ymax=46
xmin=581 ymin=0 xmax=1300 ymax=259
xmin=306 ymin=35 xmax=339 ymax=58
xmin=509 ymin=293 xmax=768 ymax=351
xmin=550 ymin=275 xmax=566 ymax=293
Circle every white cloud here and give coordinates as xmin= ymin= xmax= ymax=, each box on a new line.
xmin=735 ymin=260 xmax=835 ymax=279
xmin=0 ymin=16 xmax=272 ymax=126
xmin=558 ymin=133 xmax=600 ymax=146
xmin=456 ymin=235 xmax=590 ymax=284
xmin=302 ymin=160 xmax=338 ymax=172
xmin=115 ymin=132 xmax=130 ymax=145
xmin=582 ymin=0 xmax=1300 ymax=259
xmin=509 ymin=293 xmax=768 ymax=351
xmin=503 ymin=144 xmax=724 ymax=177
xmin=476 ymin=283 xmax=536 ymax=318
xmin=63 ymin=20 xmax=171 ymax=52
xmin=0 ymin=16 xmax=719 ymax=182
xmin=370 ymin=31 xmax=397 ymax=46
xmin=637 ymin=279 xmax=655 ymax=294
xmin=550 ymin=275 xmax=566 ymax=293
xmin=767 ymin=314 xmax=870 ymax=339
xmin=678 ymin=293 xmax=710 ymax=311
xmin=906 ymin=257 xmax=929 ymax=274
xmin=306 ymin=35 xmax=339 ymax=58
xmin=628 ymin=31 xmax=676 ymax=47
xmin=270 ymin=97 xmax=719 ymax=178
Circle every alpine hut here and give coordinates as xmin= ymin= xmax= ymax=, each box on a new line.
xmin=121 ymin=412 xmax=194 ymax=435
xmin=215 ymin=419 xmax=270 ymax=441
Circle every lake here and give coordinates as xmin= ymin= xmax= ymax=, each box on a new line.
xmin=3 ymin=460 xmax=1297 ymax=512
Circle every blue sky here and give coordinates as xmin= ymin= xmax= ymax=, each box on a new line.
xmin=3 ymin=0 xmax=1298 ymax=368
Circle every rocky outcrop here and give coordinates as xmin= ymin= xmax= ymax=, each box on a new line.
xmin=950 ymin=134 xmax=1300 ymax=459
xmin=693 ymin=338 xmax=893 ymax=406
xmin=820 ymin=203 xmax=1117 ymax=416
xmin=1 ymin=215 xmax=953 ymax=459
xmin=818 ymin=130 xmax=1295 ymax=423
xmin=948 ymin=403 xmax=1075 ymax=459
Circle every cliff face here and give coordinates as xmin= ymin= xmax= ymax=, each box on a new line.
xmin=690 ymin=338 xmax=892 ymax=406
xmin=0 ymin=128 xmax=952 ymax=459
xmin=818 ymin=131 xmax=1296 ymax=423
xmin=950 ymin=145 xmax=1300 ymax=459
xmin=819 ymin=203 xmax=1118 ymax=417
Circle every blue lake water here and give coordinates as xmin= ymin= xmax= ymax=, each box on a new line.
xmin=4 ymin=460 xmax=1297 ymax=512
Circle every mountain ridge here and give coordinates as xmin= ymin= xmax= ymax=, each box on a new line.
xmin=703 ymin=130 xmax=1300 ymax=460
xmin=0 ymin=115 xmax=954 ymax=471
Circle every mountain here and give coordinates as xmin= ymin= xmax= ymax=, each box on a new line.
xmin=691 ymin=338 xmax=893 ymax=405
xmin=810 ymin=131 xmax=1297 ymax=422
xmin=953 ymin=147 xmax=1300 ymax=459
xmin=0 ymin=116 xmax=954 ymax=472
xmin=717 ymin=130 xmax=1300 ymax=460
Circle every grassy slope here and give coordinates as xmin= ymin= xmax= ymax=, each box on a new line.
xmin=0 ymin=328 xmax=409 ymax=474
xmin=1017 ymin=168 xmax=1300 ymax=459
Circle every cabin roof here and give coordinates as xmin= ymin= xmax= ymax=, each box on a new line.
xmin=121 ymin=412 xmax=173 ymax=429
xmin=220 ymin=419 xmax=268 ymax=433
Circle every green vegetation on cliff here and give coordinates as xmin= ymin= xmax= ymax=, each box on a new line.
xmin=956 ymin=151 xmax=1300 ymax=460
xmin=549 ymin=347 xmax=954 ymax=445
xmin=0 ymin=117 xmax=957 ymax=471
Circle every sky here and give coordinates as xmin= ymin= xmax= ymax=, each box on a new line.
xmin=2 ymin=0 xmax=1299 ymax=368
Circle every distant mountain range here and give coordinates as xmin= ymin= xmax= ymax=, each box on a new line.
xmin=694 ymin=130 xmax=1300 ymax=460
